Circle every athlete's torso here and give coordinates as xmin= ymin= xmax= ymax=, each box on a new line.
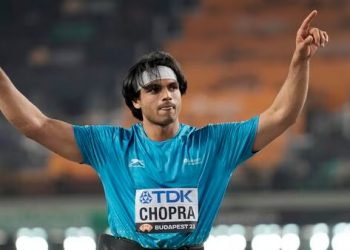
xmin=73 ymin=117 xmax=258 ymax=248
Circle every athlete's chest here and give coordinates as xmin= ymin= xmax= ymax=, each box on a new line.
xmin=125 ymin=140 xmax=204 ymax=187
xmin=126 ymin=141 xmax=202 ymax=234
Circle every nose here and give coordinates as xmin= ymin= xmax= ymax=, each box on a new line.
xmin=162 ymin=88 xmax=172 ymax=100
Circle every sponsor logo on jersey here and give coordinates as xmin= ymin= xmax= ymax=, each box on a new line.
xmin=135 ymin=188 xmax=198 ymax=233
xmin=139 ymin=191 xmax=153 ymax=204
xmin=139 ymin=223 xmax=153 ymax=232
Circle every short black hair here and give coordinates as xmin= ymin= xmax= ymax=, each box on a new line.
xmin=122 ymin=51 xmax=187 ymax=121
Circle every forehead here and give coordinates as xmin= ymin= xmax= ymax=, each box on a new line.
xmin=145 ymin=79 xmax=178 ymax=86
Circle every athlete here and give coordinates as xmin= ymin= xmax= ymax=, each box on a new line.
xmin=0 ymin=10 xmax=328 ymax=250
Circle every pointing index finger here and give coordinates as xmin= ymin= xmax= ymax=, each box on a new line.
xmin=299 ymin=10 xmax=318 ymax=31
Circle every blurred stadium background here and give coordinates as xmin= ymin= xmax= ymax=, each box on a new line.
xmin=0 ymin=0 xmax=350 ymax=249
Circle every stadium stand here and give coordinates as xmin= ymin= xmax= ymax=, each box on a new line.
xmin=0 ymin=0 xmax=350 ymax=194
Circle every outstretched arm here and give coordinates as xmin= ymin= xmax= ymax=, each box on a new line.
xmin=0 ymin=68 xmax=82 ymax=162
xmin=253 ymin=10 xmax=329 ymax=152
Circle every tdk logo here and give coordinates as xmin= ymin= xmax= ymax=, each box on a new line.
xmin=139 ymin=191 xmax=152 ymax=204
xmin=152 ymin=190 xmax=192 ymax=203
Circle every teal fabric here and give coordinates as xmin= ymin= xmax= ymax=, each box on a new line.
xmin=73 ymin=116 xmax=259 ymax=249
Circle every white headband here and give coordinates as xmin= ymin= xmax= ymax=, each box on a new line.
xmin=135 ymin=65 xmax=178 ymax=91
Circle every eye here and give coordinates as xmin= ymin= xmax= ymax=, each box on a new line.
xmin=168 ymin=83 xmax=179 ymax=91
xmin=145 ymin=84 xmax=161 ymax=93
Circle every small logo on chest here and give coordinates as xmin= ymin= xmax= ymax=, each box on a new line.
xmin=183 ymin=158 xmax=202 ymax=166
xmin=129 ymin=158 xmax=145 ymax=168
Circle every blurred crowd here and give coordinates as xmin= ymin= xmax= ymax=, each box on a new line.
xmin=1 ymin=0 xmax=350 ymax=194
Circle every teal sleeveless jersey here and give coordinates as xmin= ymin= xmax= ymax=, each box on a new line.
xmin=73 ymin=116 xmax=259 ymax=249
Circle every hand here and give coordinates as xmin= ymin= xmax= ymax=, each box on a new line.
xmin=295 ymin=10 xmax=329 ymax=60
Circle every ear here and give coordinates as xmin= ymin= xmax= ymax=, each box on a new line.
xmin=132 ymin=99 xmax=141 ymax=109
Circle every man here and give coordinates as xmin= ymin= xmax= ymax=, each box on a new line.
xmin=0 ymin=10 xmax=328 ymax=250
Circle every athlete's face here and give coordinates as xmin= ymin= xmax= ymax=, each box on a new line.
xmin=133 ymin=79 xmax=182 ymax=127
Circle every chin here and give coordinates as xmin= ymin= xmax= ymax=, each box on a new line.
xmin=157 ymin=115 xmax=177 ymax=126
xmin=146 ymin=113 xmax=178 ymax=127
xmin=160 ymin=118 xmax=176 ymax=126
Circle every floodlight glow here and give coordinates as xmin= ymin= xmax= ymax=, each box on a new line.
xmin=65 ymin=227 xmax=79 ymax=237
xmin=252 ymin=234 xmax=281 ymax=250
xmin=214 ymin=225 xmax=230 ymax=235
xmin=310 ymin=232 xmax=329 ymax=250
xmin=229 ymin=234 xmax=246 ymax=250
xmin=63 ymin=226 xmax=96 ymax=250
xmin=64 ymin=236 xmax=80 ymax=250
xmin=32 ymin=227 xmax=47 ymax=239
xmin=331 ymin=232 xmax=350 ymax=250
xmin=216 ymin=235 xmax=233 ymax=250
xmin=104 ymin=228 xmax=112 ymax=234
xmin=79 ymin=236 xmax=96 ymax=250
xmin=332 ymin=223 xmax=347 ymax=234
xmin=253 ymin=224 xmax=267 ymax=235
xmin=283 ymin=224 xmax=300 ymax=235
xmin=281 ymin=233 xmax=300 ymax=250
xmin=228 ymin=224 xmax=246 ymax=235
xmin=16 ymin=228 xmax=31 ymax=237
xmin=64 ymin=236 xmax=96 ymax=250
xmin=313 ymin=223 xmax=329 ymax=234
xmin=16 ymin=236 xmax=30 ymax=250
xmin=204 ymin=235 xmax=216 ymax=250
xmin=16 ymin=236 xmax=48 ymax=250
xmin=80 ymin=227 xmax=95 ymax=237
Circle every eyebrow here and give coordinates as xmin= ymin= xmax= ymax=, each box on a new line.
xmin=144 ymin=82 xmax=161 ymax=89
xmin=145 ymin=80 xmax=178 ymax=87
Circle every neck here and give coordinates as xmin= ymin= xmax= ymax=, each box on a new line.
xmin=142 ymin=120 xmax=180 ymax=141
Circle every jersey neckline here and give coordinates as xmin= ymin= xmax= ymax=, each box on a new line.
xmin=135 ymin=123 xmax=187 ymax=144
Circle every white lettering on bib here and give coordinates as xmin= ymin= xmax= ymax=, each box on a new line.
xmin=135 ymin=188 xmax=198 ymax=233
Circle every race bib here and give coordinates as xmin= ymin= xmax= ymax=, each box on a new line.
xmin=135 ymin=188 xmax=198 ymax=233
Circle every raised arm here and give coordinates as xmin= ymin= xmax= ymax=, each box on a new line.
xmin=253 ymin=10 xmax=329 ymax=152
xmin=0 ymin=68 xmax=82 ymax=162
